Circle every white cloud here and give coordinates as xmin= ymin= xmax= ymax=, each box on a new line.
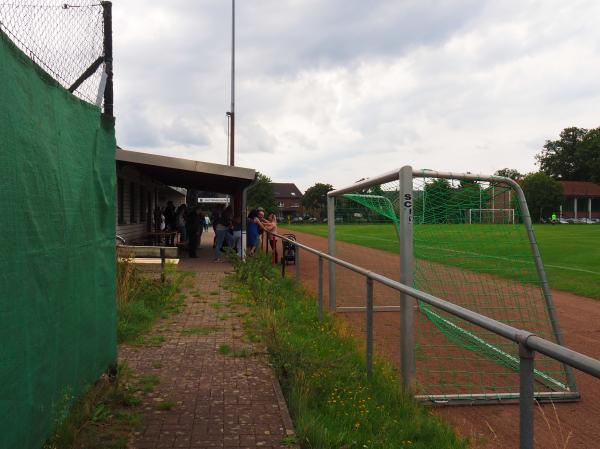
xmin=113 ymin=0 xmax=600 ymax=191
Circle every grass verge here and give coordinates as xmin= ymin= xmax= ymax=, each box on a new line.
xmin=227 ymin=254 xmax=467 ymax=449
xmin=44 ymin=258 xmax=189 ymax=448
xmin=43 ymin=364 xmax=144 ymax=449
xmin=117 ymin=258 xmax=190 ymax=343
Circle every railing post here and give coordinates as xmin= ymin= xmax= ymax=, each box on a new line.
xmin=519 ymin=342 xmax=535 ymax=449
xmin=101 ymin=1 xmax=113 ymax=117
xmin=281 ymin=254 xmax=286 ymax=278
xmin=366 ymin=277 xmax=374 ymax=379
xmin=399 ymin=165 xmax=415 ymax=390
xmin=295 ymin=244 xmax=300 ymax=282
xmin=160 ymin=247 xmax=165 ymax=284
xmin=327 ymin=195 xmax=336 ymax=310
xmin=318 ymin=255 xmax=324 ymax=321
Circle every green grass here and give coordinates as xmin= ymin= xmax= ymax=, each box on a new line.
xmin=181 ymin=325 xmax=217 ymax=336
xmin=117 ymin=261 xmax=190 ymax=344
xmin=43 ymin=364 xmax=145 ymax=449
xmin=283 ymin=224 xmax=600 ymax=299
xmin=228 ymin=255 xmax=467 ymax=449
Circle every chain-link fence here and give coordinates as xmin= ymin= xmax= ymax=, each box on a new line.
xmin=0 ymin=0 xmax=110 ymax=109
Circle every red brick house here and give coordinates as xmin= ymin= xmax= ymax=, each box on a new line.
xmin=559 ymin=181 xmax=600 ymax=220
xmin=272 ymin=183 xmax=304 ymax=219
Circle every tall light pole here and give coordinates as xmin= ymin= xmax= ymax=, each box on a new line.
xmin=229 ymin=0 xmax=235 ymax=166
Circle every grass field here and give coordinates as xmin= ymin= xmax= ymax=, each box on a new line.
xmin=282 ymin=223 xmax=600 ymax=300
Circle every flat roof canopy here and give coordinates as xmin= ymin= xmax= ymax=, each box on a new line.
xmin=117 ymin=148 xmax=256 ymax=195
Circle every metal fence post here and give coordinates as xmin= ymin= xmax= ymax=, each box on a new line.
xmin=327 ymin=195 xmax=336 ymax=310
xmin=295 ymin=244 xmax=300 ymax=282
xmin=318 ymin=255 xmax=324 ymax=321
xmin=160 ymin=247 xmax=165 ymax=284
xmin=281 ymin=255 xmax=286 ymax=278
xmin=399 ymin=166 xmax=415 ymax=390
xmin=101 ymin=1 xmax=113 ymax=117
xmin=366 ymin=277 xmax=374 ymax=379
xmin=519 ymin=342 xmax=535 ymax=449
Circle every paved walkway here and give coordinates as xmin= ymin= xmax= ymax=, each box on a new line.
xmin=121 ymin=234 xmax=297 ymax=449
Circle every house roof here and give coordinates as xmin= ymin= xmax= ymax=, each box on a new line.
xmin=271 ymin=183 xmax=303 ymax=198
xmin=116 ymin=148 xmax=256 ymax=195
xmin=559 ymin=181 xmax=600 ymax=197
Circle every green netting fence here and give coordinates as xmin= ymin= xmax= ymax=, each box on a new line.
xmin=330 ymin=173 xmax=572 ymax=402
xmin=0 ymin=30 xmax=116 ymax=449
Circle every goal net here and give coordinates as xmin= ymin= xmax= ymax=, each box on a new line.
xmin=326 ymin=168 xmax=576 ymax=403
xmin=468 ymin=208 xmax=515 ymax=224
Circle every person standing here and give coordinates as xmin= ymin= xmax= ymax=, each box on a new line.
xmin=175 ymin=204 xmax=187 ymax=244
xmin=186 ymin=207 xmax=203 ymax=258
xmin=246 ymin=209 xmax=260 ymax=256
xmin=214 ymin=206 xmax=233 ymax=262
xmin=164 ymin=201 xmax=176 ymax=245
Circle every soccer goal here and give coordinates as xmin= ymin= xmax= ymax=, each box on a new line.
xmin=326 ymin=166 xmax=578 ymax=403
xmin=468 ymin=208 xmax=515 ymax=224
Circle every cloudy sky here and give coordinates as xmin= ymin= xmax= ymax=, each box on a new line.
xmin=113 ymin=0 xmax=600 ymax=191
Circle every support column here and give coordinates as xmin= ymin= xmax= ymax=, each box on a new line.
xmin=327 ymin=195 xmax=336 ymax=310
xmin=574 ymin=197 xmax=578 ymax=220
xmin=399 ymin=166 xmax=415 ymax=390
xmin=589 ymin=197 xmax=592 ymax=221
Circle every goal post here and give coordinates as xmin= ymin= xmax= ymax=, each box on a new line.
xmin=326 ymin=166 xmax=578 ymax=403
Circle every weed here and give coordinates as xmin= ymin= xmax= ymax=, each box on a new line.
xmin=281 ymin=435 xmax=298 ymax=446
xmin=181 ymin=326 xmax=217 ymax=336
xmin=151 ymin=362 xmax=163 ymax=369
xmin=228 ymin=254 xmax=467 ymax=449
xmin=139 ymin=375 xmax=160 ymax=393
xmin=157 ymin=400 xmax=177 ymax=411
xmin=43 ymin=364 xmax=143 ymax=449
xmin=218 ymin=314 xmax=229 ymax=321
xmin=132 ymin=334 xmax=165 ymax=347
xmin=117 ymin=258 xmax=189 ymax=344
xmin=210 ymin=302 xmax=224 ymax=309
xmin=218 ymin=344 xmax=232 ymax=355
xmin=209 ymin=290 xmax=220 ymax=296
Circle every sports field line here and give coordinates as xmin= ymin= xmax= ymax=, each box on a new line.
xmin=334 ymin=230 xmax=600 ymax=276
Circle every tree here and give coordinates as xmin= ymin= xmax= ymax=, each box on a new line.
xmin=301 ymin=182 xmax=333 ymax=218
xmin=494 ymin=168 xmax=523 ymax=180
xmin=577 ymin=128 xmax=600 ymax=183
xmin=247 ymin=172 xmax=277 ymax=213
xmin=536 ymin=127 xmax=600 ymax=181
xmin=520 ymin=172 xmax=564 ymax=222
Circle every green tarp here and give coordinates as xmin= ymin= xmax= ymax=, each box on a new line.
xmin=0 ymin=31 xmax=116 ymax=449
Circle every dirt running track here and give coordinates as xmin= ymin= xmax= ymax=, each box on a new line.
xmin=275 ymin=230 xmax=600 ymax=449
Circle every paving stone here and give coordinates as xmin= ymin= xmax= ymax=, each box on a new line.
xmin=122 ymin=238 xmax=297 ymax=449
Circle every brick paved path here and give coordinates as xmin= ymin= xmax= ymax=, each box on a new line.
xmin=120 ymin=237 xmax=297 ymax=449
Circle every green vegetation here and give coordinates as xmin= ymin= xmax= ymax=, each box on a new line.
xmin=283 ymin=224 xmax=600 ymax=299
xmin=117 ymin=259 xmax=189 ymax=344
xmin=181 ymin=326 xmax=217 ymax=336
xmin=157 ymin=400 xmax=176 ymax=411
xmin=43 ymin=364 xmax=145 ymax=449
xmin=228 ymin=255 xmax=467 ymax=449
xmin=44 ymin=260 xmax=190 ymax=448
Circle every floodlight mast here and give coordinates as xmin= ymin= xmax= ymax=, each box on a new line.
xmin=229 ymin=0 xmax=235 ymax=166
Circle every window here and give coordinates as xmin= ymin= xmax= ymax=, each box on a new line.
xmin=129 ymin=182 xmax=137 ymax=223
xmin=291 ymin=192 xmax=296 ymax=196
xmin=117 ymin=178 xmax=124 ymax=224
xmin=278 ymin=201 xmax=284 ymax=208
xmin=139 ymin=185 xmax=146 ymax=222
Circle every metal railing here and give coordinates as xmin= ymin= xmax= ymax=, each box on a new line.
xmin=268 ymin=231 xmax=600 ymax=449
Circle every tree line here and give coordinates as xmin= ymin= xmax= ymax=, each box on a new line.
xmin=248 ymin=126 xmax=600 ymax=223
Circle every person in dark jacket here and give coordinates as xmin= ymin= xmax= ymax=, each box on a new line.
xmin=186 ymin=207 xmax=204 ymax=258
